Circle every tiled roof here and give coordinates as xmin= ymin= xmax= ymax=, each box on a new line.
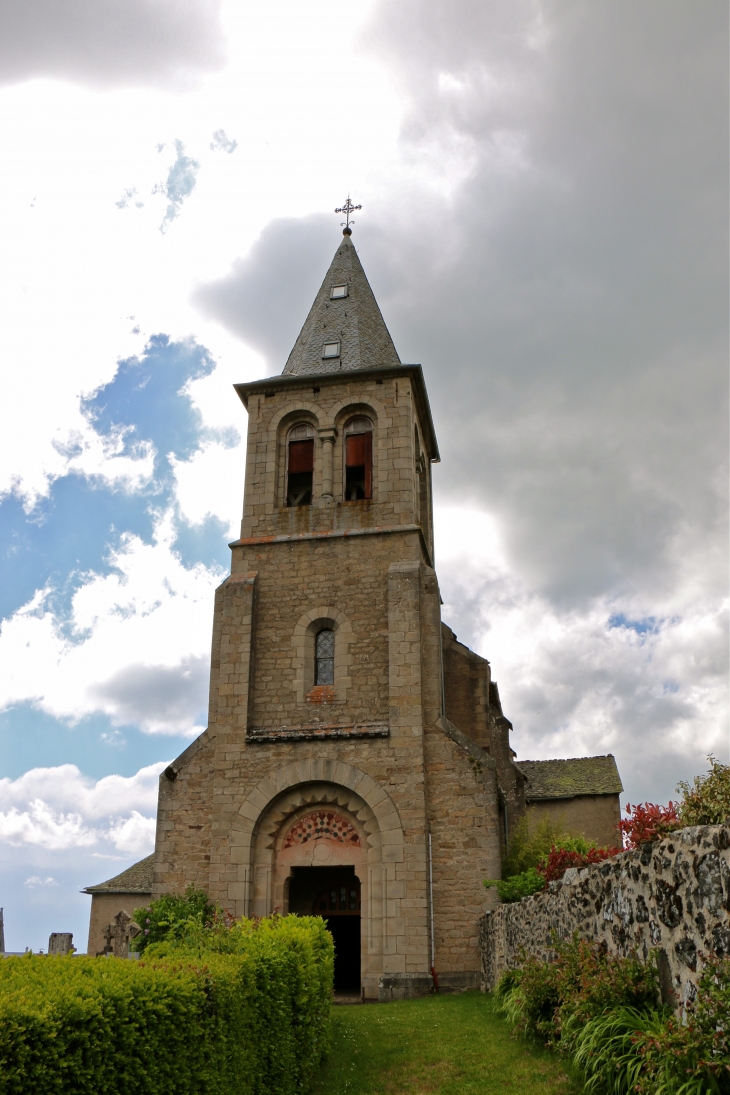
xmin=282 ymin=233 xmax=401 ymax=376
xmin=82 ymin=854 xmax=154 ymax=895
xmin=520 ymin=755 xmax=623 ymax=801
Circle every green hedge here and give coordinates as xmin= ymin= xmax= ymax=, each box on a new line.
xmin=0 ymin=915 xmax=333 ymax=1095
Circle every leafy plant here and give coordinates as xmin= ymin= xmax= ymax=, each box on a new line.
xmin=677 ymin=755 xmax=730 ymax=826
xmin=495 ymin=936 xmax=659 ymax=1047
xmin=484 ymin=867 xmax=546 ymax=903
xmin=633 ymin=953 xmax=730 ymax=1094
xmin=618 ymin=801 xmax=681 ymax=848
xmin=496 ymin=939 xmax=730 ymax=1095
xmin=501 ymin=817 xmax=570 ymax=878
xmin=570 ymin=1007 xmax=667 ymax=1095
xmin=132 ymin=883 xmax=216 ymax=953
xmin=538 ymin=844 xmax=619 ymax=883
xmin=487 ymin=823 xmax=621 ymax=900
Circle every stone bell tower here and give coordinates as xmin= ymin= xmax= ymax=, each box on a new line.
xmin=152 ymin=222 xmax=525 ymax=999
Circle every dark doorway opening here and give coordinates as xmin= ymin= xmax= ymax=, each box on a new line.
xmin=288 ymin=866 xmax=361 ymax=993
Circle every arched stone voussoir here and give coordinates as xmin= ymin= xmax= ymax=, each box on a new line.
xmin=235 ymin=759 xmax=403 ymax=848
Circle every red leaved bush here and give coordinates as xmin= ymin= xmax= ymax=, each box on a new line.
xmin=618 ymin=801 xmax=680 ymax=849
xmin=538 ymin=845 xmax=620 ymax=883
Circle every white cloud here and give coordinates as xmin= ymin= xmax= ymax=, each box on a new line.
xmin=0 ymin=0 xmax=399 ymax=511
xmin=0 ymin=0 xmax=725 ymax=817
xmin=0 ymin=762 xmax=164 ymax=853
xmin=0 ymin=510 xmax=223 ymax=734
xmin=25 ymin=876 xmax=58 ymax=887
xmin=0 ymin=0 xmax=226 ymax=91
xmin=436 ymin=503 xmax=729 ymax=803
xmin=170 ymin=440 xmax=244 ymax=536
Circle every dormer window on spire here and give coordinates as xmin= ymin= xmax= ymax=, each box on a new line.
xmin=330 ymin=284 xmax=348 ymax=299
xmin=322 ymin=341 xmax=340 ymax=359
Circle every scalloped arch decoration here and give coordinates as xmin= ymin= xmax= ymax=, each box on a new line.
xmin=284 ymin=810 xmax=360 ymax=848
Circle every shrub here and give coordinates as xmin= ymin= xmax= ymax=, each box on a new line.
xmin=501 ymin=817 xmax=569 ymax=878
xmin=538 ymin=844 xmax=619 ymax=883
xmin=633 ymin=953 xmax=730 ymax=1095
xmin=486 ymin=824 xmax=621 ymax=900
xmin=677 ymin=755 xmax=730 ymax=827
xmin=0 ymin=914 xmax=333 ymax=1095
xmin=496 ymin=936 xmax=659 ymax=1047
xmin=618 ymin=801 xmax=680 ymax=848
xmin=570 ymin=1006 xmax=667 ymax=1095
xmin=496 ymin=939 xmax=730 ymax=1095
xmin=132 ymin=884 xmax=216 ymax=954
xmin=484 ymin=867 xmax=546 ymax=903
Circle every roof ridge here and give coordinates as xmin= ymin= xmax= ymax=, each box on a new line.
xmin=82 ymin=852 xmax=155 ymax=894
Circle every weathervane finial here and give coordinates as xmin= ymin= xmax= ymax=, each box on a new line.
xmin=335 ymin=195 xmax=362 ymax=235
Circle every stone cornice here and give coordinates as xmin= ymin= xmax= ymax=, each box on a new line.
xmin=233 ymin=364 xmax=440 ymax=462
xmin=229 ymin=522 xmax=433 ymax=567
xmin=247 ymin=723 xmax=389 ymax=744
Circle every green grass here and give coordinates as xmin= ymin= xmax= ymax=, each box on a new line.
xmin=311 ymin=992 xmax=584 ymax=1095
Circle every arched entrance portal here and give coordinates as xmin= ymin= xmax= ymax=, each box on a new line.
xmin=235 ymin=763 xmax=407 ymax=999
xmin=289 ymin=866 xmax=361 ymax=992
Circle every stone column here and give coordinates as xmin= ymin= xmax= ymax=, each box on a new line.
xmin=318 ymin=428 xmax=336 ymax=500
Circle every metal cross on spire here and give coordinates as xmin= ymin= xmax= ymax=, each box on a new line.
xmin=335 ymin=196 xmax=362 ymax=234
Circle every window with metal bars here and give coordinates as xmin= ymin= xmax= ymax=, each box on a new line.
xmin=314 ymin=882 xmax=361 ymax=914
xmin=314 ymin=628 xmax=335 ymax=685
xmin=286 ymin=422 xmax=314 ymax=506
xmin=343 ymin=416 xmax=373 ymax=500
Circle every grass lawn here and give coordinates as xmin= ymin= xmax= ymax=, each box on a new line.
xmin=311 ymin=992 xmax=583 ymax=1095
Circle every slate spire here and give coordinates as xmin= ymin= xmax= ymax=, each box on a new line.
xmin=282 ymin=232 xmax=401 ymax=376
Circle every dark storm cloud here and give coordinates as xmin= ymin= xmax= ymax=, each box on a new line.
xmin=198 ymin=1 xmax=728 ymax=608
xmin=0 ymin=0 xmax=225 ymax=90
xmin=89 ymin=655 xmax=209 ymax=732
xmin=193 ymin=215 xmax=336 ymax=372
xmin=364 ymin=0 xmax=728 ymax=606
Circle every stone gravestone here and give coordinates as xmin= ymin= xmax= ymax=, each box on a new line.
xmin=48 ymin=932 xmax=75 ymax=956
xmin=97 ymin=910 xmax=141 ymax=958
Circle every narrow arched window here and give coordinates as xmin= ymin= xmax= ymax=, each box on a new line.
xmin=344 ymin=416 xmax=373 ymax=501
xmin=287 ymin=422 xmax=315 ymax=506
xmin=314 ymin=628 xmax=335 ymax=685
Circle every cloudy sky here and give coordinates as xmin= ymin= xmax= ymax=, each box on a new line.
xmin=0 ymin=0 xmax=727 ymax=952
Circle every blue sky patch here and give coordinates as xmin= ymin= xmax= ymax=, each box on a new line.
xmin=608 ymin=613 xmax=660 ymax=635
xmin=0 ymin=334 xmax=231 ymax=782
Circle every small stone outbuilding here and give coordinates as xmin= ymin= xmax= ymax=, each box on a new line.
xmin=519 ymin=755 xmax=623 ymax=848
xmin=82 ymin=854 xmax=153 ymax=956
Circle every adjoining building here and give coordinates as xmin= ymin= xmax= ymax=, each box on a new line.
xmin=84 ymin=225 xmax=623 ymax=993
xmin=83 ymin=855 xmax=153 ymax=957
xmin=519 ymin=755 xmax=623 ymax=848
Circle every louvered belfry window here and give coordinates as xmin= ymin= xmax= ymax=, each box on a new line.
xmin=344 ymin=416 xmax=373 ymax=500
xmin=287 ymin=422 xmax=315 ymax=506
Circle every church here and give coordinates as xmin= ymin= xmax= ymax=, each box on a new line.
xmin=84 ymin=221 xmax=623 ymax=998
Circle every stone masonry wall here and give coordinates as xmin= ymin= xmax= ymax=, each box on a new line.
xmin=153 ymin=364 xmax=506 ymax=994
xmin=526 ymin=794 xmax=622 ymax=850
xmin=480 ymin=825 xmax=730 ymax=1008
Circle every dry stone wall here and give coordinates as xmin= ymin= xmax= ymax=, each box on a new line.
xmin=480 ymin=825 xmax=730 ymax=1008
